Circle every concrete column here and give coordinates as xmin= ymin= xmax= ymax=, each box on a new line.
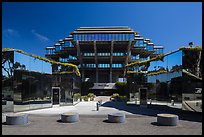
xmin=76 ymin=40 xmax=83 ymax=81
xmin=94 ymin=41 xmax=98 ymax=83
xmin=124 ymin=40 xmax=132 ymax=76
xmin=125 ymin=40 xmax=132 ymax=64
xmin=82 ymin=69 xmax=85 ymax=81
xmin=96 ymin=69 xmax=98 ymax=83
xmin=110 ymin=70 xmax=112 ymax=83
xmin=110 ymin=41 xmax=114 ymax=83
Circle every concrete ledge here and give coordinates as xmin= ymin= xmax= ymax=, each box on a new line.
xmin=61 ymin=112 xmax=79 ymax=123
xmin=108 ymin=112 xmax=125 ymax=123
xmin=157 ymin=114 xmax=178 ymax=126
xmin=6 ymin=113 xmax=28 ymax=125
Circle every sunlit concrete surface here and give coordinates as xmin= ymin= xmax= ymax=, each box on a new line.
xmin=2 ymin=96 xmax=202 ymax=135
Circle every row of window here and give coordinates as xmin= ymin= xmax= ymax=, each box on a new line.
xmin=59 ymin=56 xmax=77 ymax=62
xmin=83 ymin=64 xmax=123 ymax=68
xmin=55 ymin=42 xmax=74 ymax=52
xmin=82 ymin=52 xmax=126 ymax=56
xmin=63 ymin=41 xmax=74 ymax=47
xmin=154 ymin=48 xmax=164 ymax=54
xmin=135 ymin=40 xmax=144 ymax=47
xmin=55 ymin=46 xmax=63 ymax=51
xmin=46 ymin=49 xmax=55 ymax=55
xmin=131 ymin=55 xmax=149 ymax=61
xmin=73 ymin=33 xmax=135 ymax=41
xmin=146 ymin=45 xmax=154 ymax=51
xmin=131 ymin=55 xmax=140 ymax=60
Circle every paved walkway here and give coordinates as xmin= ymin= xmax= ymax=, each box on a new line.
xmin=2 ymin=96 xmax=202 ymax=135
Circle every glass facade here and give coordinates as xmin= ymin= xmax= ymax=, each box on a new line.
xmin=135 ymin=39 xmax=144 ymax=47
xmin=46 ymin=48 xmax=55 ymax=55
xmin=146 ymin=44 xmax=154 ymax=51
xmin=64 ymin=41 xmax=74 ymax=47
xmin=83 ymin=64 xmax=123 ymax=68
xmin=73 ymin=33 xmax=135 ymax=41
xmin=2 ymin=51 xmax=52 ymax=112
xmin=128 ymin=49 xmax=202 ymax=112
xmin=2 ymin=51 xmax=79 ymax=112
xmin=154 ymin=48 xmax=164 ymax=54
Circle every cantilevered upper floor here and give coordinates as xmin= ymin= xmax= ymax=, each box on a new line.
xmin=45 ymin=26 xmax=164 ymax=73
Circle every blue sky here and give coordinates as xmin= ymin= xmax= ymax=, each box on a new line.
xmin=2 ymin=2 xmax=202 ymax=57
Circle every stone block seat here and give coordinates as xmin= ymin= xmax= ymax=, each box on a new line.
xmin=6 ymin=113 xmax=28 ymax=125
xmin=61 ymin=112 xmax=79 ymax=123
xmin=157 ymin=113 xmax=179 ymax=126
xmin=108 ymin=112 xmax=126 ymax=123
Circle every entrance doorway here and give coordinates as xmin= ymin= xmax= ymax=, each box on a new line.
xmin=52 ymin=87 xmax=60 ymax=105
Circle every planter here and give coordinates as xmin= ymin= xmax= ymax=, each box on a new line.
xmin=6 ymin=113 xmax=28 ymax=125
xmin=108 ymin=112 xmax=126 ymax=123
xmin=157 ymin=114 xmax=179 ymax=126
xmin=61 ymin=112 xmax=79 ymax=123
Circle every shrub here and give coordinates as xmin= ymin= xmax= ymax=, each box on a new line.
xmin=83 ymin=96 xmax=89 ymax=101
xmin=73 ymin=93 xmax=81 ymax=101
xmin=87 ymin=93 xmax=96 ymax=101
xmin=80 ymin=96 xmax=84 ymax=101
xmin=111 ymin=93 xmax=120 ymax=99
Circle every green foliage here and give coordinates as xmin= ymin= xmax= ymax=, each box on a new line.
xmin=179 ymin=46 xmax=202 ymax=51
xmin=73 ymin=93 xmax=81 ymax=101
xmin=111 ymin=93 xmax=120 ymax=99
xmin=80 ymin=96 xmax=84 ymax=101
xmin=115 ymin=81 xmax=127 ymax=87
xmin=83 ymin=96 xmax=89 ymax=101
xmin=87 ymin=93 xmax=96 ymax=101
xmin=111 ymin=93 xmax=127 ymax=101
xmin=147 ymin=70 xmax=168 ymax=76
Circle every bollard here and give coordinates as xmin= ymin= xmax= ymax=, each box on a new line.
xmin=149 ymin=99 xmax=152 ymax=105
xmin=96 ymin=102 xmax=99 ymax=111
xmin=171 ymin=100 xmax=174 ymax=106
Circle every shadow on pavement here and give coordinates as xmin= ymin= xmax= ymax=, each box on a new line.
xmin=101 ymin=101 xmax=202 ymax=122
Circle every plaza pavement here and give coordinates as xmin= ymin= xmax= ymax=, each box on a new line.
xmin=2 ymin=96 xmax=202 ymax=135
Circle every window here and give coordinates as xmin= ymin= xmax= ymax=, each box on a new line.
xmin=147 ymin=45 xmax=154 ymax=51
xmin=74 ymin=34 xmax=77 ymax=40
xmin=97 ymin=34 xmax=100 ymax=41
xmin=139 ymin=40 xmax=143 ymax=46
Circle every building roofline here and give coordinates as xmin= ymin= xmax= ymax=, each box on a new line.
xmin=73 ymin=31 xmax=135 ymax=34
xmin=78 ymin=26 xmax=131 ymax=29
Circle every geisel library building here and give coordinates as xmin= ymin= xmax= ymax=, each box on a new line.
xmin=45 ymin=27 xmax=164 ymax=95
xmin=2 ymin=26 xmax=202 ymax=113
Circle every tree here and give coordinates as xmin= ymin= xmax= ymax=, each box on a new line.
xmin=2 ymin=51 xmax=14 ymax=78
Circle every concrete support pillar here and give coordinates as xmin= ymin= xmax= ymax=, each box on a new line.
xmin=124 ymin=40 xmax=132 ymax=76
xmin=110 ymin=41 xmax=114 ymax=83
xmin=94 ymin=41 xmax=98 ymax=83
xmin=82 ymin=69 xmax=85 ymax=81
xmin=110 ymin=70 xmax=112 ymax=83
xmin=96 ymin=69 xmax=98 ymax=83
xmin=76 ymin=40 xmax=83 ymax=80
